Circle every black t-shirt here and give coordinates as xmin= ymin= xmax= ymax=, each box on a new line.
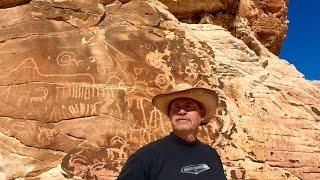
xmin=117 ymin=132 xmax=226 ymax=180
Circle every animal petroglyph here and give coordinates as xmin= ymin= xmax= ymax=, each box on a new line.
xmin=9 ymin=121 xmax=59 ymax=147
xmin=61 ymin=147 xmax=120 ymax=179
xmin=0 ymin=83 xmax=111 ymax=121
xmin=30 ymin=87 xmax=49 ymax=104
xmin=0 ymin=85 xmax=49 ymax=110
xmin=0 ymin=58 xmax=95 ymax=84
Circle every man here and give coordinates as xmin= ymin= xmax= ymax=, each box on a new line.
xmin=117 ymin=83 xmax=226 ymax=180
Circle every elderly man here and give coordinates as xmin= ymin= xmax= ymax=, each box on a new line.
xmin=117 ymin=83 xmax=226 ymax=180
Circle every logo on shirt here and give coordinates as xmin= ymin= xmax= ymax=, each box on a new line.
xmin=180 ymin=164 xmax=210 ymax=175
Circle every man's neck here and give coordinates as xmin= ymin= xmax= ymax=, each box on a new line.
xmin=173 ymin=129 xmax=198 ymax=142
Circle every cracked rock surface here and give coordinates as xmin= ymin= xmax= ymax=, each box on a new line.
xmin=0 ymin=0 xmax=319 ymax=179
xmin=159 ymin=0 xmax=288 ymax=55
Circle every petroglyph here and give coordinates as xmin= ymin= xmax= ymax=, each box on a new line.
xmin=0 ymin=83 xmax=114 ymax=121
xmin=30 ymin=87 xmax=49 ymax=104
xmin=61 ymin=147 xmax=120 ymax=179
xmin=0 ymin=58 xmax=95 ymax=84
xmin=50 ymin=105 xmax=69 ymax=121
xmin=68 ymin=101 xmax=103 ymax=117
xmin=185 ymin=60 xmax=200 ymax=79
xmin=149 ymin=107 xmax=167 ymax=134
xmin=133 ymin=67 xmax=144 ymax=76
xmin=55 ymin=84 xmax=107 ymax=100
xmin=56 ymin=51 xmax=83 ymax=67
xmin=0 ymin=86 xmax=17 ymax=111
xmin=81 ymin=36 xmax=95 ymax=46
xmin=179 ymin=52 xmax=189 ymax=62
xmin=139 ymin=43 xmax=158 ymax=54
xmin=0 ymin=85 xmax=49 ymax=110
xmin=155 ymin=73 xmax=170 ymax=90
xmin=9 ymin=121 xmax=59 ymax=147
xmin=89 ymin=54 xmax=114 ymax=75
xmin=126 ymin=90 xmax=151 ymax=126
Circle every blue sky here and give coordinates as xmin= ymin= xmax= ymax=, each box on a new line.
xmin=279 ymin=0 xmax=319 ymax=80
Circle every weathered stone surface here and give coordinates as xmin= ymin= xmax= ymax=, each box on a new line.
xmin=311 ymin=80 xmax=320 ymax=89
xmin=0 ymin=0 xmax=319 ymax=179
xmin=158 ymin=0 xmax=288 ymax=55
xmin=0 ymin=0 xmax=31 ymax=8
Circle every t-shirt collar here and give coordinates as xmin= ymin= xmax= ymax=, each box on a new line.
xmin=169 ymin=132 xmax=200 ymax=147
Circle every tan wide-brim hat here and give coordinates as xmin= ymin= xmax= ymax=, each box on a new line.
xmin=152 ymin=83 xmax=219 ymax=125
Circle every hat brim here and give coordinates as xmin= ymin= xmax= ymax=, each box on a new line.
xmin=152 ymin=88 xmax=219 ymax=125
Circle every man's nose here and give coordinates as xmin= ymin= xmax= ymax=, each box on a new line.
xmin=178 ymin=108 xmax=187 ymax=115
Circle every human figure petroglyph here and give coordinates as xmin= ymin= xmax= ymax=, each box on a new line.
xmin=110 ymin=135 xmax=131 ymax=158
xmin=185 ymin=60 xmax=200 ymax=79
xmin=133 ymin=67 xmax=150 ymax=81
xmin=125 ymin=90 xmax=151 ymax=127
xmin=149 ymin=107 xmax=167 ymax=134
xmin=110 ymin=135 xmax=126 ymax=147
xmin=107 ymin=148 xmax=127 ymax=160
xmin=56 ymin=51 xmax=83 ymax=67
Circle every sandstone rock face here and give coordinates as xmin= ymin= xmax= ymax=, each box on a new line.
xmin=311 ymin=81 xmax=320 ymax=89
xmin=158 ymin=0 xmax=288 ymax=55
xmin=0 ymin=0 xmax=319 ymax=179
xmin=0 ymin=0 xmax=31 ymax=8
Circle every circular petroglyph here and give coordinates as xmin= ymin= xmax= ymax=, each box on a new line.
xmin=155 ymin=74 xmax=169 ymax=90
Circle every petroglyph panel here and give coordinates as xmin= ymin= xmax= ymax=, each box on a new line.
xmin=1 ymin=0 xmax=319 ymax=179
xmin=0 ymin=3 xmax=223 ymax=177
xmin=0 ymin=83 xmax=110 ymax=122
